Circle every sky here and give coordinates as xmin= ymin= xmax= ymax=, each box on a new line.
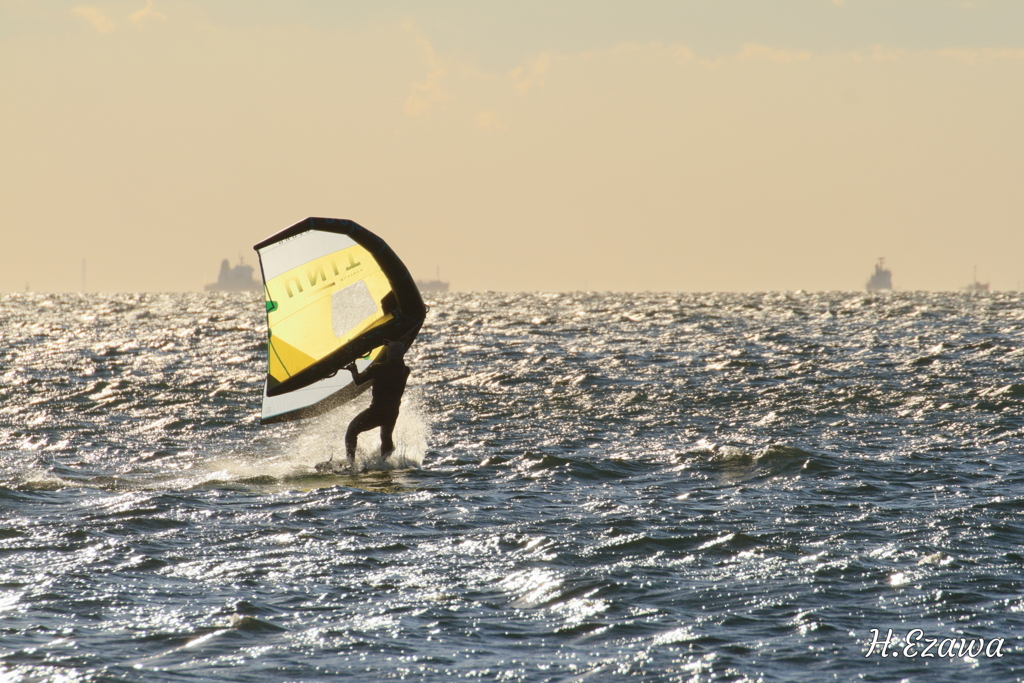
xmin=2 ymin=0 xmax=1023 ymax=292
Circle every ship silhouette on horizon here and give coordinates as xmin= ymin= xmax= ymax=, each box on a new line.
xmin=866 ymin=258 xmax=892 ymax=292
xmin=416 ymin=267 xmax=450 ymax=294
xmin=963 ymin=267 xmax=990 ymax=293
xmin=205 ymin=257 xmax=261 ymax=293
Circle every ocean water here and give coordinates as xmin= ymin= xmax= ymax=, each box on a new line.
xmin=2 ymin=290 xmax=1024 ymax=682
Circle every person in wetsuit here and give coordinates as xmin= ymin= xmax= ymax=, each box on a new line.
xmin=344 ymin=341 xmax=410 ymax=464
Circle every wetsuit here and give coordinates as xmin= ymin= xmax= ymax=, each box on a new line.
xmin=345 ymin=356 xmax=410 ymax=459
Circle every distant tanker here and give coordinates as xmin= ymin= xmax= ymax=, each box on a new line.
xmin=205 ymin=258 xmax=261 ymax=292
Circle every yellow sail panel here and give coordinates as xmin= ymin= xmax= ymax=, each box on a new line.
xmin=267 ymin=335 xmax=316 ymax=383
xmin=263 ymin=245 xmax=395 ymax=381
xmin=267 ymin=305 xmax=396 ymax=383
xmin=267 ymin=294 xmax=337 ymax=377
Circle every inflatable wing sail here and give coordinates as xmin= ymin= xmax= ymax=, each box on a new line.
xmin=254 ymin=218 xmax=426 ymax=425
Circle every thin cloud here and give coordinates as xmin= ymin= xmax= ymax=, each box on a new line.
xmin=72 ymin=6 xmax=115 ymax=33
xmin=867 ymin=45 xmax=902 ymax=62
xmin=697 ymin=43 xmax=812 ymax=68
xmin=736 ymin=43 xmax=813 ymax=64
xmin=474 ymin=110 xmax=505 ymax=131
xmin=671 ymin=44 xmax=695 ymax=64
xmin=937 ymin=47 xmax=1024 ymax=64
xmin=130 ymin=0 xmax=167 ymax=25
xmin=510 ymin=53 xmax=551 ymax=93
xmin=404 ymin=20 xmax=449 ymax=116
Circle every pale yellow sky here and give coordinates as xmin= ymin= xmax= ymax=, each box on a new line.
xmin=2 ymin=0 xmax=1023 ymax=291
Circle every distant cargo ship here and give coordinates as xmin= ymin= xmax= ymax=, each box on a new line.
xmin=416 ymin=268 xmax=450 ymax=293
xmin=865 ymin=258 xmax=892 ymax=292
xmin=205 ymin=258 xmax=261 ymax=293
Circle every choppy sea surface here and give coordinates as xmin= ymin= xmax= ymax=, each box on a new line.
xmin=2 ymin=291 xmax=1024 ymax=682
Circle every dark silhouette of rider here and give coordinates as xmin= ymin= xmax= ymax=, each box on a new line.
xmin=344 ymin=341 xmax=409 ymax=465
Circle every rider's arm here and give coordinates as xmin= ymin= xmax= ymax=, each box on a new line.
xmin=347 ymin=360 xmax=380 ymax=385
